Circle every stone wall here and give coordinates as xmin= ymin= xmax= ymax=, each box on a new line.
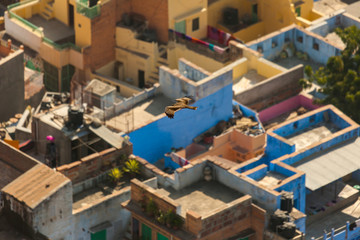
xmin=235 ymin=64 xmax=303 ymax=111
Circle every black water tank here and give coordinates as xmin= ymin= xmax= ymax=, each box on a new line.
xmin=270 ymin=209 xmax=288 ymax=232
xmin=278 ymin=222 xmax=296 ymax=239
xmin=280 ymin=191 xmax=294 ymax=213
xmin=68 ymin=106 xmax=84 ymax=129
xmin=223 ymin=8 xmax=238 ymax=25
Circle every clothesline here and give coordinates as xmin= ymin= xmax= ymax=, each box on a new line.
xmin=169 ymin=28 xmax=229 ymax=54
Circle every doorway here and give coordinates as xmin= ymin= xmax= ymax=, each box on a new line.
xmin=138 ymin=70 xmax=145 ymax=88
xmin=69 ymin=4 xmax=74 ymax=27
xmin=252 ymin=4 xmax=258 ymax=23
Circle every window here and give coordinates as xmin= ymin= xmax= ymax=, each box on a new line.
xmin=313 ymin=42 xmax=319 ymax=51
xmin=157 ymin=233 xmax=169 ymax=240
xmin=91 ymin=230 xmax=106 ymax=240
xmin=295 ymin=7 xmax=301 ymax=17
xmin=297 ymin=36 xmax=303 ymax=43
xmin=141 ymin=223 xmax=152 ymax=240
xmin=272 ymin=41 xmax=277 ymax=48
xmin=192 ymin=17 xmax=199 ymax=32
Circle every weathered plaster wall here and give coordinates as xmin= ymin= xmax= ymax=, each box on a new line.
xmin=73 ymin=189 xmax=131 ymax=240
xmin=33 ymin=181 xmax=73 ymax=240
xmin=0 ymin=49 xmax=25 ymax=122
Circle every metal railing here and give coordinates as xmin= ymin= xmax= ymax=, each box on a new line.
xmin=42 ymin=37 xmax=82 ymax=52
xmin=76 ymin=0 xmax=101 ymax=19
xmin=7 ymin=0 xmax=82 ymax=52
xmin=8 ymin=1 xmax=43 ymax=35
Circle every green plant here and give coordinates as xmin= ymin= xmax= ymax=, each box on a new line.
xmin=108 ymin=168 xmax=123 ymax=184
xmin=146 ymin=198 xmax=158 ymax=217
xmin=165 ymin=210 xmax=176 ymax=227
xmin=156 ymin=210 xmax=166 ymax=225
xmin=123 ymin=159 xmax=140 ymax=178
xmin=172 ymin=214 xmax=184 ymax=229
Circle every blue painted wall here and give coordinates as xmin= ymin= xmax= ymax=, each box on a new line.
xmin=236 ymin=157 xmax=266 ymax=173
xmin=247 ymin=27 xmax=342 ymax=65
xmin=247 ymin=165 xmax=268 ymax=181
xmin=280 ymin=128 xmax=359 ymax=167
xmin=178 ymin=59 xmax=209 ymax=82
xmin=273 ymin=109 xmax=350 ymax=138
xmin=309 ymin=13 xmax=360 ymax=38
xmin=265 ymin=134 xmax=295 ymax=161
xmin=129 ymin=84 xmax=233 ymax=163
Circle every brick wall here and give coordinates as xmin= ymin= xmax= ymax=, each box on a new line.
xmin=130 ymin=179 xmax=179 ymax=213
xmin=57 ymin=146 xmax=131 ymax=183
xmin=198 ymin=196 xmax=252 ymax=238
xmin=84 ymin=0 xmax=116 ymax=72
xmin=116 ymin=0 xmax=169 ymax=43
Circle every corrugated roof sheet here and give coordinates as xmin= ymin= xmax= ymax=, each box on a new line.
xmin=88 ymin=125 xmax=124 ymax=149
xmin=2 ymin=164 xmax=70 ymax=209
xmin=292 ymin=138 xmax=360 ymax=191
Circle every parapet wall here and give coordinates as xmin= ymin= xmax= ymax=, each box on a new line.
xmin=235 ymin=64 xmax=303 ymax=111
xmin=57 ymin=145 xmax=132 ymax=183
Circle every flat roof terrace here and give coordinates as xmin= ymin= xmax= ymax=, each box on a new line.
xmin=155 ymin=180 xmax=243 ymax=217
xmin=233 ymin=69 xmax=267 ymax=95
xmin=257 ymin=171 xmax=288 ymax=188
xmin=106 ymin=94 xmax=172 ymax=133
xmin=273 ymin=56 xmax=324 ymax=72
xmin=27 ymin=15 xmax=75 ymax=44
xmin=285 ymin=122 xmax=340 ymax=150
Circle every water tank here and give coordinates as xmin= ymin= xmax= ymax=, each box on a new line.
xmin=278 ymin=222 xmax=296 ymax=239
xmin=68 ymin=106 xmax=84 ymax=129
xmin=270 ymin=209 xmax=288 ymax=232
xmin=280 ymin=191 xmax=294 ymax=213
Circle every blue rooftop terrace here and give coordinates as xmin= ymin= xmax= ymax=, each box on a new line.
xmin=246 ymin=24 xmax=343 ymax=68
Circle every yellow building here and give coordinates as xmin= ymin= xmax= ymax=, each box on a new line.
xmin=4 ymin=0 xmax=323 ymax=96
xmin=5 ymin=0 xmax=111 ymax=93
xmin=207 ymin=0 xmax=323 ymax=43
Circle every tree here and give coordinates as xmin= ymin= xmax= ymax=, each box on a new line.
xmin=300 ymin=26 xmax=360 ymax=123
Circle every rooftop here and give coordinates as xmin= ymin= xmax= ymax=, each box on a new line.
xmin=285 ymin=121 xmax=340 ymax=150
xmin=73 ymin=181 xmax=131 ymax=211
xmin=2 ymin=163 xmax=70 ymax=209
xmin=84 ymin=79 xmax=116 ymax=97
xmin=273 ymin=56 xmax=324 ymax=71
xmin=155 ymin=180 xmax=243 ymax=217
xmin=257 ymin=171 xmax=288 ymax=188
xmin=106 ymin=94 xmax=172 ymax=133
xmin=27 ymin=15 xmax=75 ymax=44
xmin=292 ymin=137 xmax=360 ymax=191
xmin=233 ymin=69 xmax=266 ymax=95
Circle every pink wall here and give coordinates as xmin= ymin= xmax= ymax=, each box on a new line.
xmin=258 ymin=94 xmax=320 ymax=123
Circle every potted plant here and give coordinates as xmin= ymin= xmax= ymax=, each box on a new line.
xmin=108 ymin=167 xmax=123 ymax=186
xmin=146 ymin=198 xmax=158 ymax=217
xmin=156 ymin=210 xmax=166 ymax=225
xmin=123 ymin=158 xmax=140 ymax=179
